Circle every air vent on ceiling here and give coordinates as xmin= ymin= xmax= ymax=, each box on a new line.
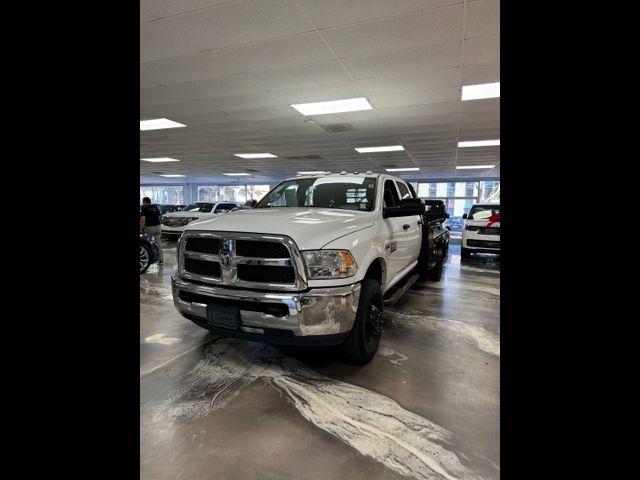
xmin=283 ymin=155 xmax=323 ymax=160
xmin=320 ymin=123 xmax=357 ymax=133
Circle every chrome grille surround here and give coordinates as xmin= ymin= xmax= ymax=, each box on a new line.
xmin=178 ymin=230 xmax=308 ymax=291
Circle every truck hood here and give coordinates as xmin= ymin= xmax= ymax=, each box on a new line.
xmin=184 ymin=207 xmax=374 ymax=250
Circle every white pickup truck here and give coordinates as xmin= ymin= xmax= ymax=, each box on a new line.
xmin=171 ymin=173 xmax=432 ymax=364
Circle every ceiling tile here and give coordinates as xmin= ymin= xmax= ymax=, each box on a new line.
xmin=370 ymin=87 xmax=460 ymax=108
xmin=462 ymin=62 xmax=499 ymax=84
xmin=268 ymin=81 xmax=363 ymax=104
xmin=297 ymin=0 xmax=462 ymax=29
xmin=141 ymin=33 xmax=334 ymax=84
xmin=140 ymin=21 xmax=204 ymax=63
xmin=244 ymin=60 xmax=351 ymax=90
xmin=342 ymin=42 xmax=461 ymax=80
xmin=140 ymin=6 xmax=157 ymax=24
xmin=463 ymin=35 xmax=499 ymax=65
xmin=355 ymin=67 xmax=460 ymax=95
xmin=321 ymin=5 xmax=463 ymax=58
xmin=465 ymin=0 xmax=500 ymax=39
xmin=141 ymin=75 xmax=259 ymax=106
xmin=141 ymin=0 xmax=239 ymax=19
xmin=162 ymin=0 xmax=314 ymax=51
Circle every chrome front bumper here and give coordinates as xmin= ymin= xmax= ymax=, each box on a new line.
xmin=171 ymin=272 xmax=361 ymax=337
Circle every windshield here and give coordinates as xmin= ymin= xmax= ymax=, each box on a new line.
xmin=468 ymin=205 xmax=500 ymax=220
xmin=181 ymin=203 xmax=214 ymax=213
xmin=256 ymin=176 xmax=377 ymax=211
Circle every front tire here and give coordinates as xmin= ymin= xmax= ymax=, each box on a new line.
xmin=339 ymin=279 xmax=383 ymax=365
xmin=140 ymin=244 xmax=152 ymax=274
xmin=461 ymin=247 xmax=471 ymax=260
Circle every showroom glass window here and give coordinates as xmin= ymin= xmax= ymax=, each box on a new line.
xmin=198 ymin=186 xmax=220 ymax=202
xmin=139 ymin=185 xmax=184 ymax=204
xmin=479 ymin=180 xmax=500 ymax=202
xmin=198 ymin=184 xmax=270 ymax=203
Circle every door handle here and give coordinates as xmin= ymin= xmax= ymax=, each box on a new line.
xmin=403 ymin=224 xmax=410 ymax=230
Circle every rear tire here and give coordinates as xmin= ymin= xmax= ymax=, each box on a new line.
xmin=427 ymin=248 xmax=443 ymax=281
xmin=461 ymin=247 xmax=471 ymax=260
xmin=339 ymin=279 xmax=383 ymax=365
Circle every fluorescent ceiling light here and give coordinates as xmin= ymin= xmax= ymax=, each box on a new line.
xmin=222 ymin=173 xmax=251 ymax=176
xmin=141 ymin=157 xmax=180 ymax=163
xmin=356 ymin=145 xmax=405 ymax=153
xmin=456 ymin=165 xmax=495 ymax=170
xmin=385 ymin=167 xmax=420 ymax=172
xmin=159 ymin=174 xmax=186 ymax=177
xmin=458 ymin=140 xmax=500 ymax=148
xmin=140 ymin=118 xmax=186 ymax=131
xmin=234 ymin=153 xmax=277 ymax=159
xmin=297 ymin=171 xmax=328 ymax=175
xmin=290 ymin=97 xmax=372 ymax=116
xmin=461 ymin=82 xmax=500 ymax=101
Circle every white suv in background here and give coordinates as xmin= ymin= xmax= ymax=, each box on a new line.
xmin=461 ymin=203 xmax=500 ymax=260
xmin=161 ymin=202 xmax=240 ymax=238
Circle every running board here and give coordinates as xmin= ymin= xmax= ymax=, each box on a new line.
xmin=383 ymin=271 xmax=420 ymax=306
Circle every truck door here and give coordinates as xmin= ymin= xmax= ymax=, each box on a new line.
xmin=394 ymin=180 xmax=422 ymax=267
xmin=382 ymin=179 xmax=418 ymax=289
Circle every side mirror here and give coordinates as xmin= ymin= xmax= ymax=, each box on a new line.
xmin=462 ymin=213 xmax=468 ymax=219
xmin=383 ymin=198 xmax=423 ymax=218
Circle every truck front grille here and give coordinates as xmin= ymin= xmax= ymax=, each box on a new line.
xmin=236 ymin=240 xmax=289 ymax=258
xmin=185 ymin=237 xmax=220 ymax=254
xmin=178 ymin=232 xmax=305 ymax=291
xmin=184 ymin=257 xmax=221 ymax=278
xmin=237 ymin=264 xmax=295 ymax=284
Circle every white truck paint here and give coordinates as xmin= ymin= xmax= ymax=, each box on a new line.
xmin=170 ymin=173 xmax=425 ymax=363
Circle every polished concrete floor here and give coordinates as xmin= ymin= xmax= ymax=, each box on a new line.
xmin=140 ymin=238 xmax=500 ymax=480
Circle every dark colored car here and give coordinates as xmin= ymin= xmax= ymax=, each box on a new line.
xmin=444 ymin=216 xmax=465 ymax=234
xmin=417 ymin=199 xmax=450 ymax=281
xmin=140 ymin=234 xmax=160 ymax=274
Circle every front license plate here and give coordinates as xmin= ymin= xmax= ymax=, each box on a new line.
xmin=206 ymin=305 xmax=240 ymax=330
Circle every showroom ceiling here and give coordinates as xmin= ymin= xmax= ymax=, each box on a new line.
xmin=140 ymin=0 xmax=499 ymax=184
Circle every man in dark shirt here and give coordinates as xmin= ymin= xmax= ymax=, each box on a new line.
xmin=140 ymin=197 xmax=163 ymax=265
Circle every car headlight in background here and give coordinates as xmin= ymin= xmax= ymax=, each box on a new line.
xmin=465 ymin=225 xmax=480 ymax=231
xmin=303 ymin=250 xmax=357 ymax=279
xmin=184 ymin=217 xmax=200 ymax=224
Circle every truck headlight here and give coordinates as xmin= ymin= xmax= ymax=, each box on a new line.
xmin=184 ymin=217 xmax=199 ymax=224
xmin=302 ymin=250 xmax=357 ymax=279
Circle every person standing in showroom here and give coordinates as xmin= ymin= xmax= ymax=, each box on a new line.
xmin=140 ymin=197 xmax=163 ymax=265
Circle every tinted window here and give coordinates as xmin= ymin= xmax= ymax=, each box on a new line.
xmin=383 ymin=180 xmax=400 ymax=208
xmin=396 ymin=181 xmax=412 ymax=200
xmin=182 ymin=203 xmax=215 ymax=213
xmin=256 ymin=177 xmax=377 ymax=211
xmin=215 ymin=203 xmax=237 ymax=213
